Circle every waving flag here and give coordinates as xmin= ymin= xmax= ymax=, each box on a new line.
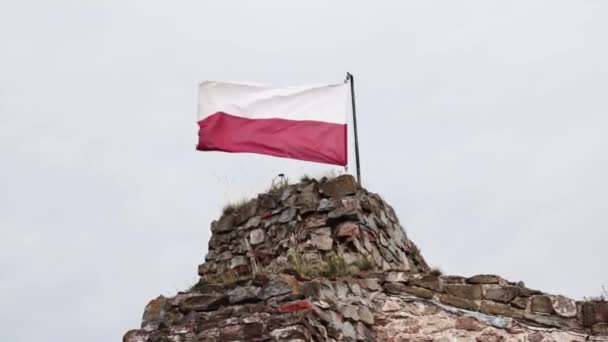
xmin=197 ymin=81 xmax=348 ymax=166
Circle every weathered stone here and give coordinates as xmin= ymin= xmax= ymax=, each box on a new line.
xmin=384 ymin=272 xmax=409 ymax=283
xmin=531 ymin=295 xmax=555 ymax=314
xmin=314 ymin=300 xmax=331 ymax=309
xmin=230 ymin=255 xmax=248 ymax=269
xmin=141 ymin=296 xmax=170 ymax=330
xmin=295 ymin=183 xmax=319 ymax=209
xmin=523 ymin=312 xmax=581 ymax=330
xmin=410 ymin=274 xmax=442 ymax=292
xmin=441 ymin=275 xmax=466 ymax=284
xmin=211 ymin=215 xmax=235 ymax=233
xmin=328 ymin=205 xmax=359 ymax=221
xmin=341 ymin=252 xmax=360 ymax=265
xmin=390 ymin=284 xmax=435 ymax=299
xmin=518 ymin=287 xmax=542 ymax=297
xmin=235 ymin=201 xmax=257 ymax=224
xmin=348 ymin=282 xmax=362 ymax=297
xmin=249 ymin=229 xmax=265 ymax=245
xmin=382 ymin=300 xmax=401 ymax=312
xmin=467 ymin=274 xmax=503 ymax=284
xmin=444 ymin=284 xmax=482 ymax=300
xmin=360 ymin=278 xmax=382 ymax=291
xmin=123 ymin=329 xmax=149 ymax=342
xmin=310 ymin=233 xmax=333 ymax=250
xmin=335 ymin=281 xmax=349 ymax=300
xmin=551 ymin=295 xmax=577 ymax=318
xmin=439 ymin=294 xmax=479 ymax=311
xmin=483 ymin=285 xmax=519 ymax=303
xmin=358 ymin=306 xmax=374 ymax=325
xmin=243 ymin=215 xmax=261 ymax=230
xmin=511 ymin=297 xmax=529 ymax=310
xmin=258 ymin=280 xmax=292 ymax=300
xmin=243 ymin=322 xmax=265 ymax=339
xmin=217 ymin=250 xmax=233 ymax=261
xmin=592 ymin=322 xmax=608 ymax=335
xmin=361 ymin=213 xmax=378 ymax=232
xmin=313 ymin=226 xmax=332 ymax=236
xmin=343 ymin=305 xmax=360 ymax=321
xmin=227 ymin=285 xmax=260 ymax=304
xmin=355 ymin=321 xmax=374 ymax=341
xmin=317 ymin=198 xmax=336 ymax=211
xmin=278 ymin=207 xmax=297 ymax=223
xmin=342 ymin=321 xmax=357 ymax=341
xmin=269 ymin=325 xmax=312 ymax=340
xmin=582 ymin=301 xmax=608 ymax=327
xmin=180 ymin=294 xmax=227 ymax=312
xmin=318 ymin=175 xmax=358 ymax=198
xmin=336 ymin=221 xmax=361 ymax=238
xmin=302 ymin=213 xmax=327 ymax=229
xmin=480 ymin=300 xmax=524 ymax=319
xmin=258 ymin=194 xmax=277 ymax=209
xmin=528 ymin=332 xmax=544 ymax=342
xmin=220 ymin=324 xmax=244 ymax=341
xmin=324 ymin=311 xmax=345 ymax=339
xmin=455 ymin=317 xmax=485 ymax=331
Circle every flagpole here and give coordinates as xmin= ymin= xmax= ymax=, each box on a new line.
xmin=346 ymin=72 xmax=361 ymax=186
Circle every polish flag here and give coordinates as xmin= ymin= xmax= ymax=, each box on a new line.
xmin=197 ymin=81 xmax=348 ymax=166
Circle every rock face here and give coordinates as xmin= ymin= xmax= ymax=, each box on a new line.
xmin=124 ymin=175 xmax=608 ymax=341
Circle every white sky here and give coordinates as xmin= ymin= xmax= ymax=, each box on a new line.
xmin=1 ymin=1 xmax=607 ymax=341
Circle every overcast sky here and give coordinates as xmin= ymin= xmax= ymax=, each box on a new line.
xmin=1 ymin=1 xmax=607 ymax=341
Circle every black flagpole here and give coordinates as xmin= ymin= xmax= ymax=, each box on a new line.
xmin=346 ymin=72 xmax=361 ymax=186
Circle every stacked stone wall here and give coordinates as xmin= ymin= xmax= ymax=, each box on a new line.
xmin=124 ymin=271 xmax=608 ymax=341
xmin=198 ymin=175 xmax=429 ymax=279
xmin=124 ymin=175 xmax=608 ymax=341
xmin=382 ymin=271 xmax=608 ymax=336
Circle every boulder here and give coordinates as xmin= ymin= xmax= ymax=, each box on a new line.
xmin=318 ymin=175 xmax=358 ymax=198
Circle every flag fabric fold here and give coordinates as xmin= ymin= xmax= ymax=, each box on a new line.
xmin=197 ymin=81 xmax=348 ymax=166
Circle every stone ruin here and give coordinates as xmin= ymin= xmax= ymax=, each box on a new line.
xmin=124 ymin=175 xmax=608 ymax=341
xmin=198 ymin=174 xmax=429 ymax=280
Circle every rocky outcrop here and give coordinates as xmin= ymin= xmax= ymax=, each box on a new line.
xmin=124 ymin=175 xmax=608 ymax=341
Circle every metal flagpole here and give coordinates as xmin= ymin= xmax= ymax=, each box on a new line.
xmin=346 ymin=72 xmax=361 ymax=186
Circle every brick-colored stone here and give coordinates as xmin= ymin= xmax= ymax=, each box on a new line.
xmin=278 ymin=300 xmax=313 ymax=313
